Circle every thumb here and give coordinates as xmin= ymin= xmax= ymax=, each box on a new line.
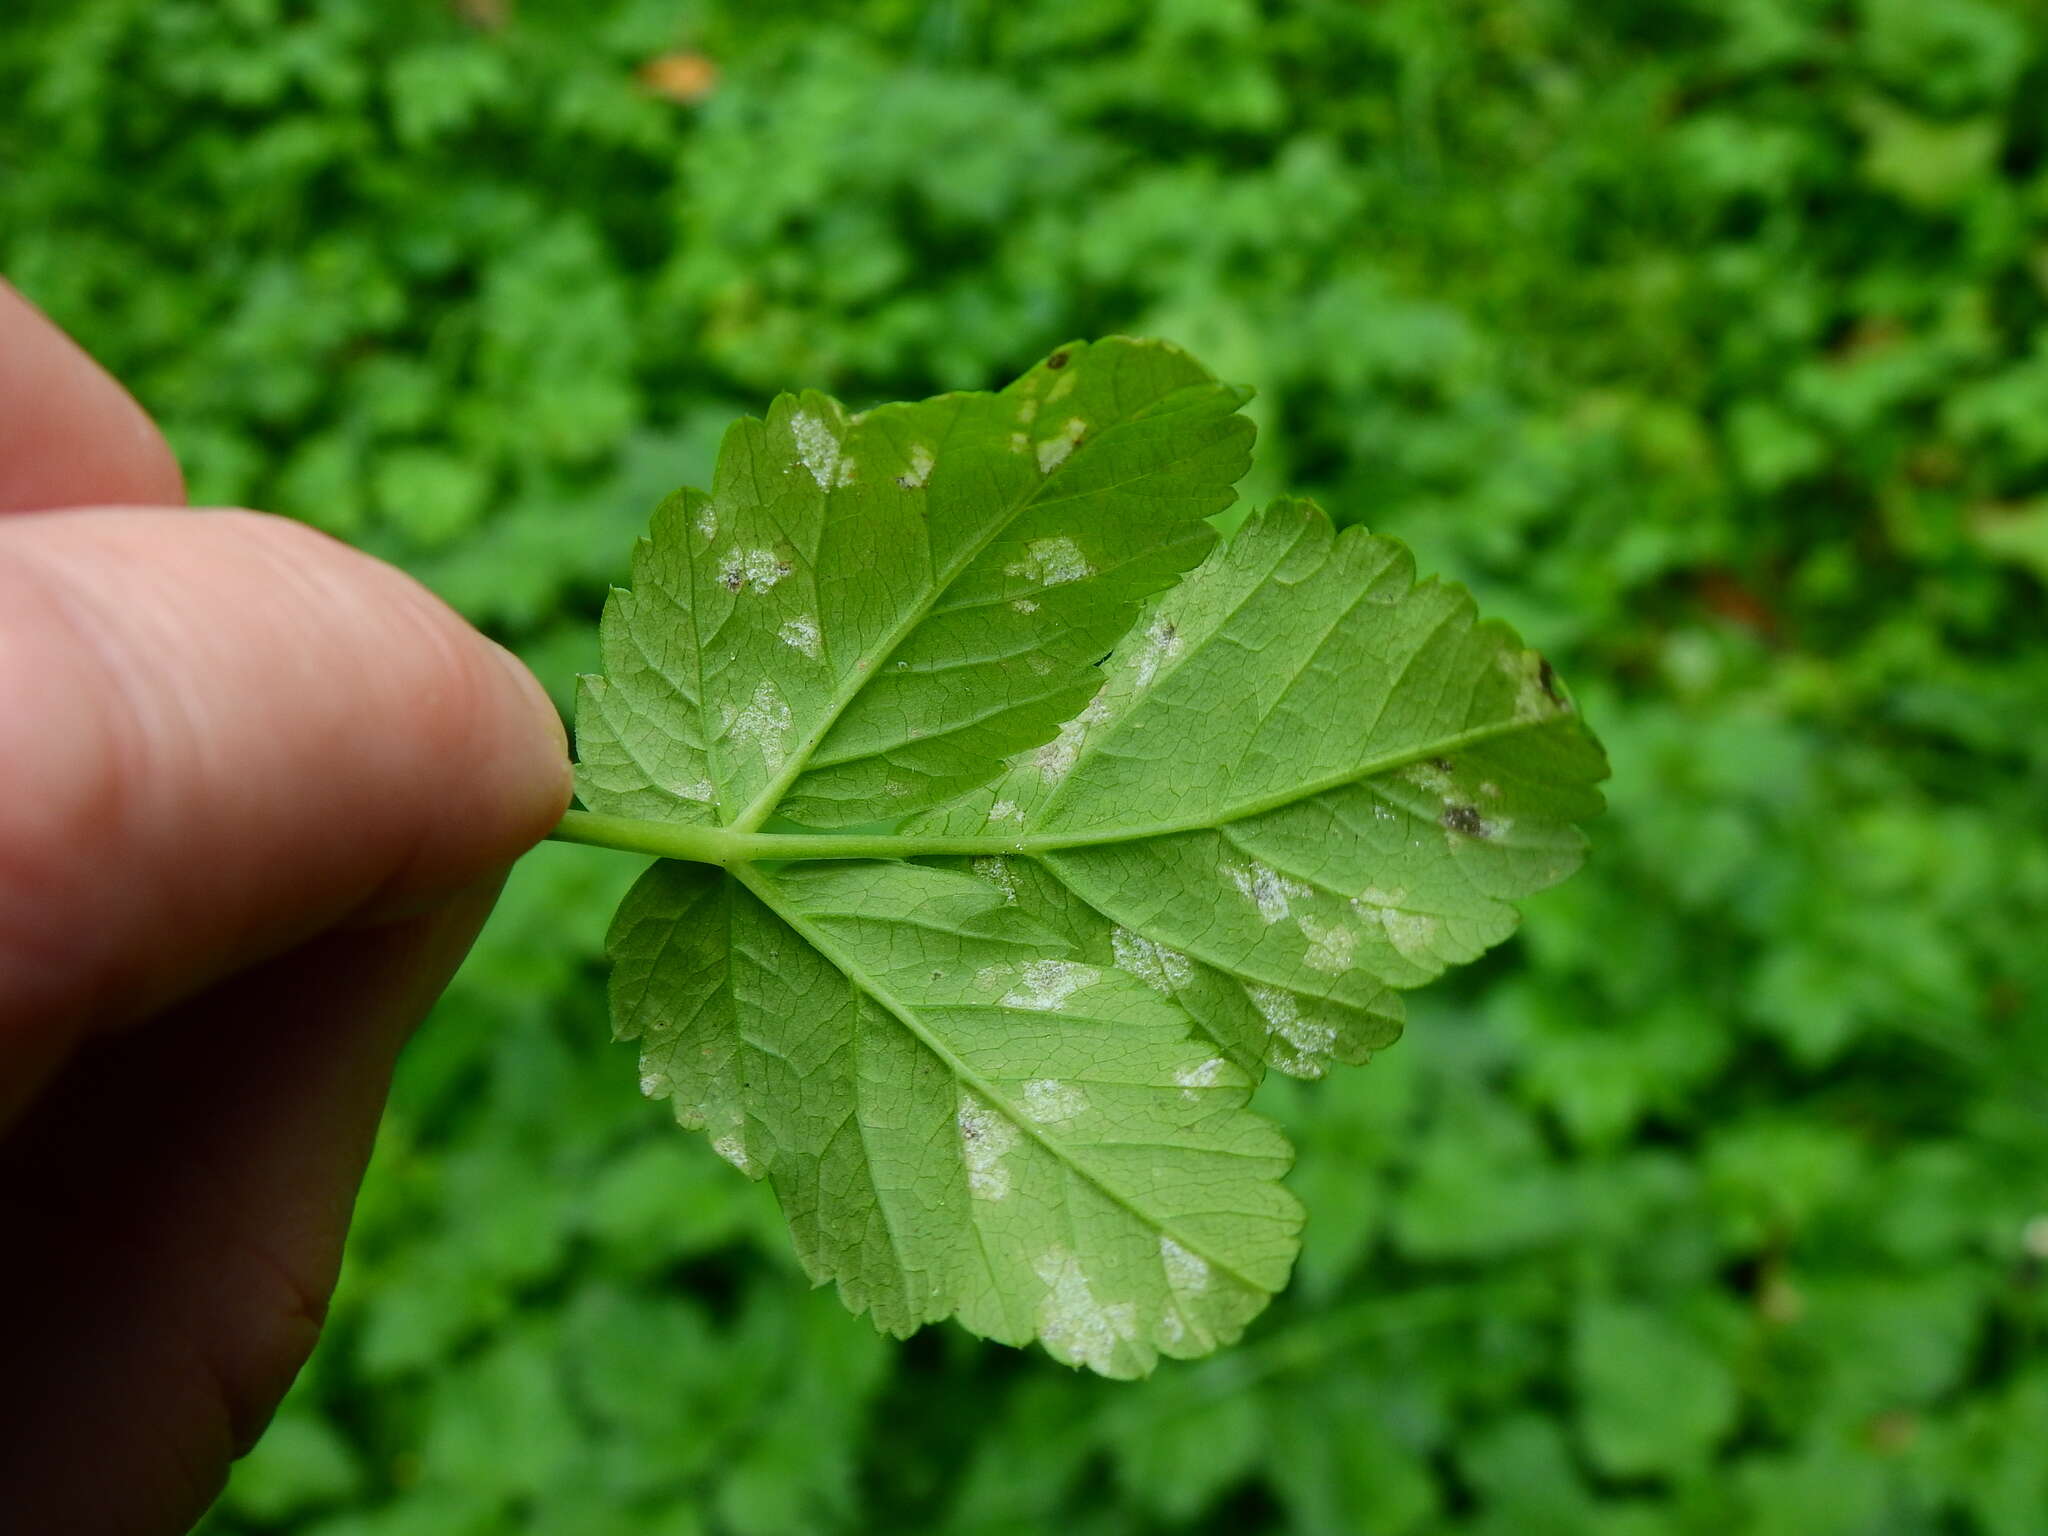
xmin=0 ymin=506 xmax=571 ymax=1070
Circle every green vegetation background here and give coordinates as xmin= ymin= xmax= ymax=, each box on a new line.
xmin=7 ymin=0 xmax=2048 ymax=1530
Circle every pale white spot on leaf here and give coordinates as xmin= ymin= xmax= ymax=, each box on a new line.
xmin=1112 ymin=927 xmax=1193 ymax=994
xmin=957 ymin=1091 xmax=1017 ymax=1201
xmin=1245 ymin=983 xmax=1337 ymax=1076
xmin=1033 ymin=1245 xmax=1137 ymax=1372
xmin=1032 ymin=718 xmax=1086 ymax=780
xmin=1381 ymin=908 xmax=1441 ymax=961
xmin=1132 ymin=618 xmax=1183 ymax=688
xmin=1500 ymin=647 xmax=1559 ymax=721
xmin=728 ymin=679 xmax=793 ymax=768
xmin=1222 ymin=860 xmax=1314 ymax=924
xmin=789 ymin=409 xmax=841 ymax=489
xmin=1298 ymin=914 xmax=1358 ymax=976
xmin=1022 ymin=1079 xmax=1088 ymax=1124
xmin=1006 ymin=535 xmax=1094 ymax=588
xmin=972 ymin=856 xmax=1019 ymax=903
xmin=896 ymin=443 xmax=934 ymax=490
xmin=1035 ymin=417 xmax=1087 ymax=474
xmin=1160 ymin=1236 xmax=1210 ymax=1294
xmin=997 ymin=959 xmax=1100 ymax=1012
xmin=1173 ymin=1056 xmax=1229 ymax=1100
xmin=777 ymin=614 xmax=823 ymax=659
xmin=719 ymin=547 xmax=792 ymax=594
xmin=1030 ymin=692 xmax=1110 ymax=781
xmin=1402 ymin=759 xmax=1455 ymax=796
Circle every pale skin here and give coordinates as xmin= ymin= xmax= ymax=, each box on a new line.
xmin=0 ymin=280 xmax=573 ymax=1531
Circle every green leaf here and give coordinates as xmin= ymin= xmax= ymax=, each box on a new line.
xmin=912 ymin=497 xmax=1608 ymax=1077
xmin=1573 ymin=1300 xmax=1739 ymax=1477
xmin=575 ymin=336 xmax=1251 ymax=830
xmin=565 ymin=341 xmax=1605 ymax=1374
xmin=609 ymin=856 xmax=1298 ymax=1377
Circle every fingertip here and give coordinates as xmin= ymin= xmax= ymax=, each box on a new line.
xmin=484 ymin=637 xmax=575 ymax=824
xmin=203 ymin=508 xmax=574 ymax=920
xmin=357 ymin=626 xmax=572 ymax=923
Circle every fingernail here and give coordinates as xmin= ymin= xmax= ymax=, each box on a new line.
xmin=486 ymin=638 xmax=573 ymax=795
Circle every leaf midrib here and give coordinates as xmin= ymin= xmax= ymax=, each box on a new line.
xmin=551 ymin=710 xmax=1563 ymax=865
xmin=1027 ymin=711 xmax=1551 ymax=850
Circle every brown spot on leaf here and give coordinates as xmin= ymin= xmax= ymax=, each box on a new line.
xmin=1046 ymin=350 xmax=1069 ymax=369
xmin=1441 ymin=803 xmax=1487 ymax=837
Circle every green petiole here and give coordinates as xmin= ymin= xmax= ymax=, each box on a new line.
xmin=547 ymin=808 xmax=1035 ymax=865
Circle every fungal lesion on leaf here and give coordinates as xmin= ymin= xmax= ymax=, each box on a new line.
xmin=1035 ymin=417 xmax=1087 ymax=473
xmin=1500 ymin=645 xmax=1569 ymax=720
xmin=894 ymin=442 xmax=935 ymax=491
xmin=718 ymin=548 xmax=794 ymax=593
xmin=1441 ymin=802 xmax=1488 ymax=837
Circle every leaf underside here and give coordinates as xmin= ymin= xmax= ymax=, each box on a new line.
xmin=574 ymin=338 xmax=1607 ymax=1377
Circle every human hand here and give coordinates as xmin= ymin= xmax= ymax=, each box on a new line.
xmin=0 ymin=280 xmax=572 ymax=1532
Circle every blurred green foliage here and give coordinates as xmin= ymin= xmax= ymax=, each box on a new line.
xmin=7 ymin=0 xmax=2048 ymax=1530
